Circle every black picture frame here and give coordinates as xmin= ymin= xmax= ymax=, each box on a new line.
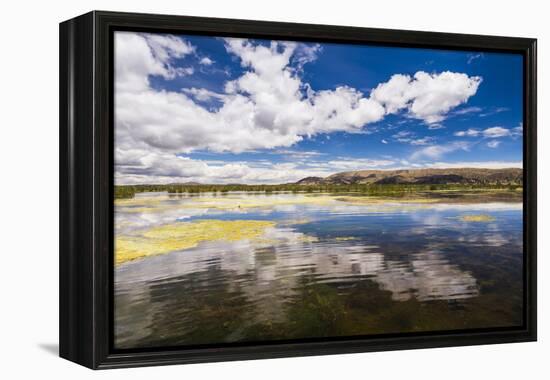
xmin=59 ymin=10 xmax=537 ymax=369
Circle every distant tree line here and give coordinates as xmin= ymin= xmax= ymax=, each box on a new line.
xmin=114 ymin=182 xmax=522 ymax=199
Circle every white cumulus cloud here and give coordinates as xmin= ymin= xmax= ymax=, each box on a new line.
xmin=423 ymin=161 xmax=521 ymax=169
xmin=116 ymin=34 xmax=389 ymax=158
xmin=199 ymin=57 xmax=214 ymax=65
xmin=371 ymin=71 xmax=482 ymax=124
xmin=454 ymin=128 xmax=481 ymax=137
xmin=482 ymin=126 xmax=511 ymax=138
xmin=411 ymin=141 xmax=470 ymax=161
xmin=114 ymin=32 xmax=485 ymax=184
xmin=454 ymin=126 xmax=519 ymax=139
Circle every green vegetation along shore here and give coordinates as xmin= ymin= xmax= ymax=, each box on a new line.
xmin=115 ymin=183 xmax=522 ymax=200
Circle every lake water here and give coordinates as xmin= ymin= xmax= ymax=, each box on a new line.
xmin=114 ymin=192 xmax=523 ymax=349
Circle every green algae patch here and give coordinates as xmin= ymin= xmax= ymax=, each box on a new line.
xmin=116 ymin=219 xmax=276 ymax=265
xmin=459 ymin=214 xmax=496 ymax=222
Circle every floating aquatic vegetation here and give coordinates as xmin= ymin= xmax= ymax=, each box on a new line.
xmin=333 ymin=237 xmax=358 ymax=241
xmin=116 ymin=219 xmax=276 ymax=265
xmin=116 ymin=193 xmax=338 ymax=214
xmin=458 ymin=214 xmax=496 ymax=222
xmin=335 ymin=196 xmax=440 ymax=204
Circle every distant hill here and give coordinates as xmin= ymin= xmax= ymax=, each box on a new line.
xmin=295 ymin=176 xmax=325 ymax=185
xmin=167 ymin=181 xmax=202 ymax=186
xmin=295 ymin=168 xmax=523 ymax=186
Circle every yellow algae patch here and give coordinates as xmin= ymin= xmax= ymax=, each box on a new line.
xmin=335 ymin=196 xmax=439 ymax=204
xmin=117 ymin=194 xmax=337 ymax=214
xmin=284 ymin=218 xmax=312 ymax=225
xmin=179 ymin=195 xmax=336 ymax=210
xmin=115 ymin=196 xmax=165 ymax=207
xmin=334 ymin=236 xmax=358 ymax=241
xmin=117 ymin=206 xmax=165 ymax=214
xmin=115 ymin=219 xmax=275 ymax=265
xmin=115 ymin=196 xmax=171 ymax=213
xmin=459 ymin=214 xmax=496 ymax=222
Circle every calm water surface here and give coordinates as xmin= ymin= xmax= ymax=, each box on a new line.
xmin=114 ymin=192 xmax=523 ymax=349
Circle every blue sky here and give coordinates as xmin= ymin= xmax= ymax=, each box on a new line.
xmin=114 ymin=32 xmax=523 ymax=184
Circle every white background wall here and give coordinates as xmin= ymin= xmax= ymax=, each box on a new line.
xmin=0 ymin=0 xmax=547 ymax=378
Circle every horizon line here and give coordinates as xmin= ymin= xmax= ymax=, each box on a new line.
xmin=115 ymin=166 xmax=523 ymax=186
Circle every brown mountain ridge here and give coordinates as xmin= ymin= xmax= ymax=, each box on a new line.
xmin=295 ymin=168 xmax=522 ymax=186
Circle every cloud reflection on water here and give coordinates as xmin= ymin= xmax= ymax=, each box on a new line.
xmin=115 ymin=192 xmax=522 ymax=348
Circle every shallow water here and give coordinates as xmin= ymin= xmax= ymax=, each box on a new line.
xmin=114 ymin=192 xmax=523 ymax=349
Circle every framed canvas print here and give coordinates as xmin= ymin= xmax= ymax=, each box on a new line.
xmin=59 ymin=11 xmax=537 ymax=369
